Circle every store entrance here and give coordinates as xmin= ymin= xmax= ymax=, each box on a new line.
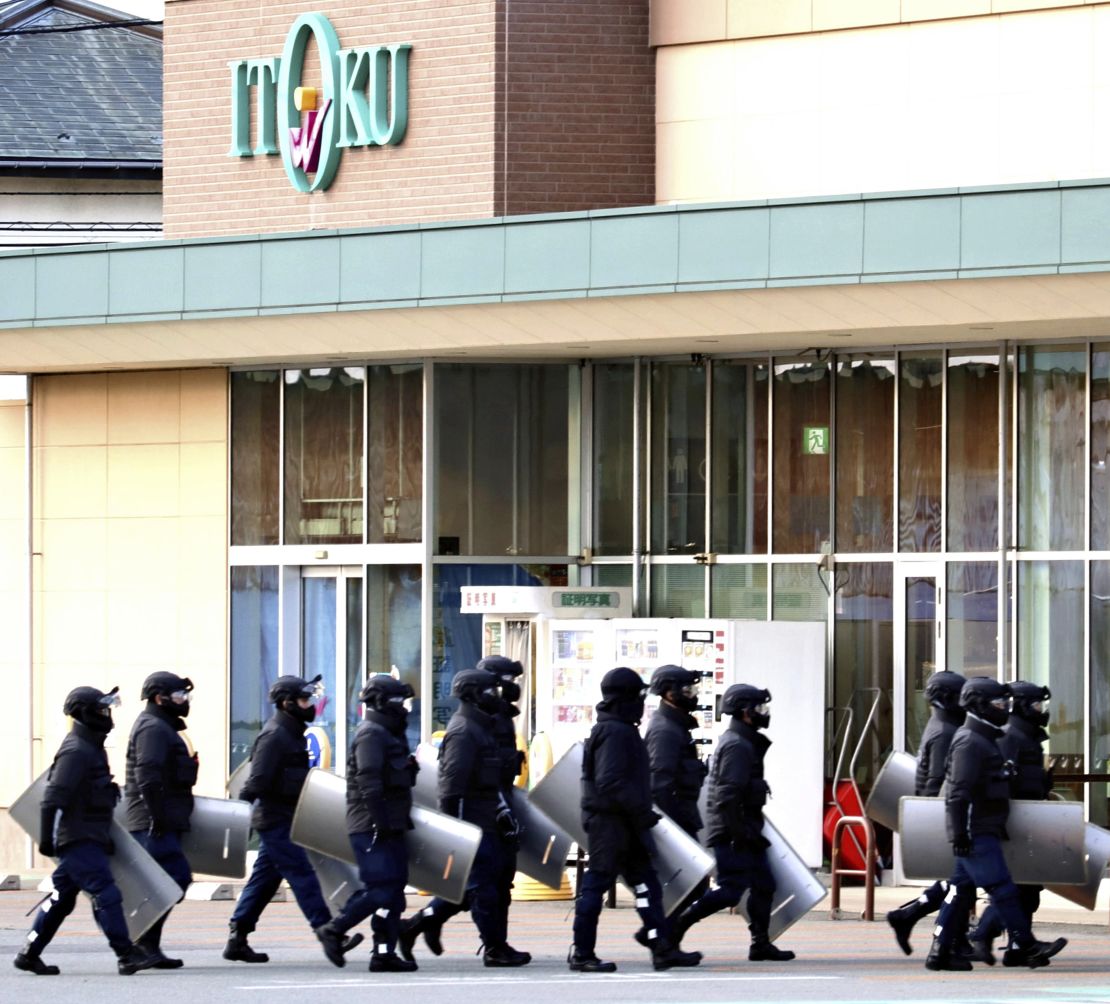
xmin=300 ymin=566 xmax=364 ymax=771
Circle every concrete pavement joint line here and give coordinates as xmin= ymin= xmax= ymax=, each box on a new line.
xmin=236 ymin=974 xmax=843 ymax=990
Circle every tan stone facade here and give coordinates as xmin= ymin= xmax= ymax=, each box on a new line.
xmin=163 ymin=0 xmax=654 ymax=238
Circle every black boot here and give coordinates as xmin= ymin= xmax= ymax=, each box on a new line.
xmin=967 ymin=936 xmax=995 ymax=966
xmin=669 ymin=910 xmax=695 ymax=946
xmin=924 ymin=937 xmax=973 ymax=972
xmin=567 ymin=945 xmax=616 ymax=973
xmin=13 ymin=950 xmax=59 ymax=976
xmin=369 ymin=946 xmax=418 ymax=972
xmin=139 ymin=917 xmax=183 ymax=969
xmin=223 ymin=921 xmax=269 ymax=963
xmin=651 ymin=937 xmax=702 ymax=971
xmin=398 ymin=909 xmax=444 ymax=961
xmin=314 ymin=923 xmax=365 ymax=968
xmin=483 ymin=943 xmax=532 ymax=967
xmin=887 ymin=898 xmax=930 ymax=956
xmin=116 ymin=943 xmax=159 ymax=976
xmin=1002 ymin=937 xmax=1067 ymax=969
xmin=749 ymin=935 xmax=795 ymax=962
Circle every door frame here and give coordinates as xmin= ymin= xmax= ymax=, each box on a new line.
xmin=892 ymin=560 xmax=945 ymax=757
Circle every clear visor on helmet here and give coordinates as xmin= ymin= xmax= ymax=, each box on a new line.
xmin=753 ymin=701 xmax=770 ymax=716
xmin=1031 ymin=699 xmax=1049 ymax=713
xmin=300 ymin=679 xmax=325 ymax=702
xmin=98 ymin=689 xmax=121 ymax=710
xmin=385 ymin=694 xmax=413 ymax=712
xmin=680 ymin=683 xmax=699 ymax=699
xmin=482 ymin=684 xmax=501 ymax=697
xmin=168 ymin=689 xmax=192 ymax=705
xmin=989 ymin=696 xmax=1012 ymax=712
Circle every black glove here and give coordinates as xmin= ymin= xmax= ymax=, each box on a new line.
xmin=495 ymin=796 xmax=521 ymax=841
xmin=1000 ymin=759 xmax=1017 ymax=780
xmin=148 ymin=817 xmax=167 ymax=840
xmin=634 ymin=809 xmax=662 ymax=832
xmin=952 ymin=832 xmax=972 ymax=857
xmin=38 ymin=835 xmax=55 ymax=857
xmin=38 ymin=806 xmax=57 ymax=857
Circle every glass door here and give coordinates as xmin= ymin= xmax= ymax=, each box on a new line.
xmin=301 ymin=566 xmax=364 ymax=771
xmin=893 ymin=562 xmax=944 ymax=757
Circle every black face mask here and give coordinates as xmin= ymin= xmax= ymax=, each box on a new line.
xmin=668 ymin=690 xmax=698 ymax=713
xmin=287 ymin=702 xmax=316 ymax=723
xmin=749 ymin=710 xmax=771 ymax=730
xmin=501 ymin=681 xmax=522 ymax=703
xmin=979 ymin=705 xmax=1009 ymax=728
xmin=476 ymin=691 xmax=501 ymax=715
xmin=162 ymin=699 xmax=190 ymax=719
xmin=79 ymin=708 xmax=114 ymax=734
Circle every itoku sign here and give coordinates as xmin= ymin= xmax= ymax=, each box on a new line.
xmin=228 ymin=13 xmax=411 ymax=193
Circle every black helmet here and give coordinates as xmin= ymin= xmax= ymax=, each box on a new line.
xmin=720 ymin=683 xmax=772 ymax=729
xmin=925 ymin=671 xmax=966 ymax=712
xmin=269 ymin=674 xmax=323 ymax=705
xmin=649 ymin=664 xmax=700 ymax=712
xmin=600 ymin=667 xmax=646 ymax=698
xmin=359 ymin=674 xmax=414 ymax=718
xmin=141 ymin=671 xmax=193 ymax=719
xmin=1010 ymin=680 xmax=1051 ymax=728
xmin=452 ymin=668 xmax=501 ymax=713
xmin=477 ymin=656 xmax=524 ymax=703
xmin=63 ymin=685 xmax=120 ymax=734
xmin=959 ymin=676 xmax=1011 ymax=727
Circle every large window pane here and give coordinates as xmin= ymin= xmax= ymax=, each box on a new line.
xmin=302 ymin=576 xmax=338 ymax=767
xmin=432 ymin=563 xmax=567 ymax=733
xmin=773 ymin=360 xmax=830 ymax=554
xmin=1017 ymin=560 xmax=1083 ymax=773
xmin=284 ymin=368 xmax=364 ymax=545
xmin=947 ymin=353 xmax=999 ymax=552
xmin=593 ymin=363 xmax=635 ymax=556
xmin=711 ymin=564 xmax=767 ymax=619
xmin=435 ymin=364 xmax=571 ymax=556
xmin=366 ymin=565 xmax=423 ymax=749
xmin=1092 ymin=347 xmax=1110 ymax=550
xmin=649 ymin=564 xmax=705 ymax=617
xmin=772 ymin=563 xmax=829 ymax=622
xmin=650 ymin=363 xmax=706 ymax=555
xmin=946 ymin=561 xmax=998 ymax=678
xmin=836 ymin=357 xmax=894 ymax=553
xmin=833 ymin=563 xmax=893 ymax=787
xmin=1091 ymin=562 xmax=1110 ymax=826
xmin=229 ymin=566 xmax=279 ymax=770
xmin=711 ymin=360 xmax=768 ymax=554
xmin=898 ymin=353 xmax=942 ymax=552
xmin=231 ymin=371 xmax=280 ymax=545
xmin=367 ymin=364 xmax=422 ymax=544
xmin=346 ymin=577 xmax=364 ymax=741
xmin=1018 ymin=345 xmax=1085 ymax=551
xmin=594 ymin=564 xmax=632 ymax=587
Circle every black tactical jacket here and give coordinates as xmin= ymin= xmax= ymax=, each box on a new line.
xmin=705 ymin=717 xmax=771 ymax=849
xmin=915 ymin=706 xmax=964 ymax=797
xmin=438 ymin=702 xmax=502 ymax=832
xmin=42 ymin=721 xmax=120 ymax=851
xmin=493 ymin=701 xmax=525 ymax=791
xmin=124 ymin=703 xmax=197 ymax=832
xmin=239 ymin=709 xmax=311 ymax=830
xmin=999 ymin=715 xmax=1051 ymax=801
xmin=581 ymin=708 xmax=658 ymax=873
xmin=944 ymin=714 xmax=1010 ymax=842
xmin=645 ymin=701 xmax=706 ymax=836
xmin=346 ymin=710 xmax=417 ymax=835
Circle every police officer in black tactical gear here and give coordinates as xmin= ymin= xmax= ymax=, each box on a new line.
xmin=399 ymin=668 xmax=531 ymax=968
xmin=568 ymin=667 xmax=702 ymax=974
xmin=315 ymin=674 xmax=419 ymax=972
xmin=225 ymin=674 xmax=363 ymax=966
xmin=926 ymin=676 xmax=1066 ymax=972
xmin=125 ymin=671 xmax=199 ymax=969
xmin=399 ymin=656 xmax=526 ymax=963
xmin=886 ymin=670 xmax=966 ymax=955
xmin=966 ymin=681 xmax=1054 ymax=965
xmin=14 ymin=686 xmax=157 ymax=977
xmin=669 ymin=683 xmax=795 ymax=962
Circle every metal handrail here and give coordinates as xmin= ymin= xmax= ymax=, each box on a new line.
xmin=829 ymin=814 xmax=876 ymax=922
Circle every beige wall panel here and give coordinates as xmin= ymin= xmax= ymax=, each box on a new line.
xmin=106 ymin=517 xmax=179 ymax=589
xmin=38 ymin=445 xmax=106 ymax=519
xmin=657 ymin=120 xmax=738 ymax=203
xmin=0 ymin=401 xmax=24 ymax=448
xmin=107 ymin=444 xmax=180 ymax=518
xmin=658 ymin=6 xmax=1110 ymax=203
xmin=993 ymin=0 xmax=1082 ymax=9
xmin=35 ymin=374 xmax=106 ymax=447
xmin=39 ymin=591 xmax=107 ymax=667
xmin=901 ymin=0 xmax=991 ymax=20
xmin=655 ymin=40 xmax=738 ymax=123
xmin=813 ymin=0 xmax=901 ymax=31
xmin=177 ymin=590 xmax=226 ymax=668
xmin=107 ymin=371 xmax=181 ymax=445
xmin=0 ymin=518 xmax=21 ymax=578
xmin=0 ymin=446 xmax=24 ymax=519
xmin=651 ymin=0 xmax=727 ymax=46
xmin=180 ymin=442 xmax=227 ymax=517
xmin=107 ymin=589 xmax=180 ymax=669
xmin=727 ymin=0 xmax=812 ymax=38
xmin=179 ymin=369 xmax=228 ymax=443
xmin=40 ymin=518 xmax=107 ymax=593
xmin=179 ymin=515 xmax=227 ymax=594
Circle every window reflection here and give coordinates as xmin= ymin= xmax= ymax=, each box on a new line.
xmin=946 ymin=561 xmax=997 ymax=677
xmin=711 ymin=361 xmax=768 ymax=554
xmin=773 ymin=360 xmax=830 ymax=554
xmin=650 ymin=563 xmax=705 ymax=617
xmin=898 ymin=353 xmax=941 ymax=552
xmin=229 ymin=566 xmax=279 ymax=770
xmin=650 ymin=363 xmax=706 ymax=554
xmin=1090 ymin=562 xmax=1110 ymax=826
xmin=367 ymin=364 xmax=422 ymax=544
xmin=594 ymin=364 xmax=635 ymax=556
xmin=231 ymin=371 xmax=280 ymax=545
xmin=947 ymin=354 xmax=999 ymax=552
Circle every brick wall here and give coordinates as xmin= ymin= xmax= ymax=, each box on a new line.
xmin=163 ymin=0 xmax=654 ymax=238
xmin=164 ymin=0 xmax=501 ymax=238
xmin=500 ymin=1 xmax=654 ymax=216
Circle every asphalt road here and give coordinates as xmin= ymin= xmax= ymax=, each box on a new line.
xmin=2 ymin=888 xmax=1108 ymax=1004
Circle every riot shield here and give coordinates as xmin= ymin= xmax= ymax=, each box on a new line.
xmin=10 ymin=772 xmax=182 ymax=941
xmin=306 ymin=849 xmax=362 ymax=913
xmin=412 ymin=743 xmax=574 ymax=890
xmin=899 ymin=797 xmax=1086 ymax=884
xmin=226 ymin=759 xmax=249 ymax=801
xmin=1046 ymin=822 xmax=1110 ymax=910
xmin=865 ymin=751 xmax=916 ymax=831
xmin=290 ymin=767 xmax=482 ymax=904
xmin=528 ymin=742 xmax=714 ymax=915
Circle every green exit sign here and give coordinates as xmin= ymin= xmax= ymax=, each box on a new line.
xmin=803 ymin=425 xmax=829 ymax=455
xmin=555 ymin=591 xmax=617 ymax=609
